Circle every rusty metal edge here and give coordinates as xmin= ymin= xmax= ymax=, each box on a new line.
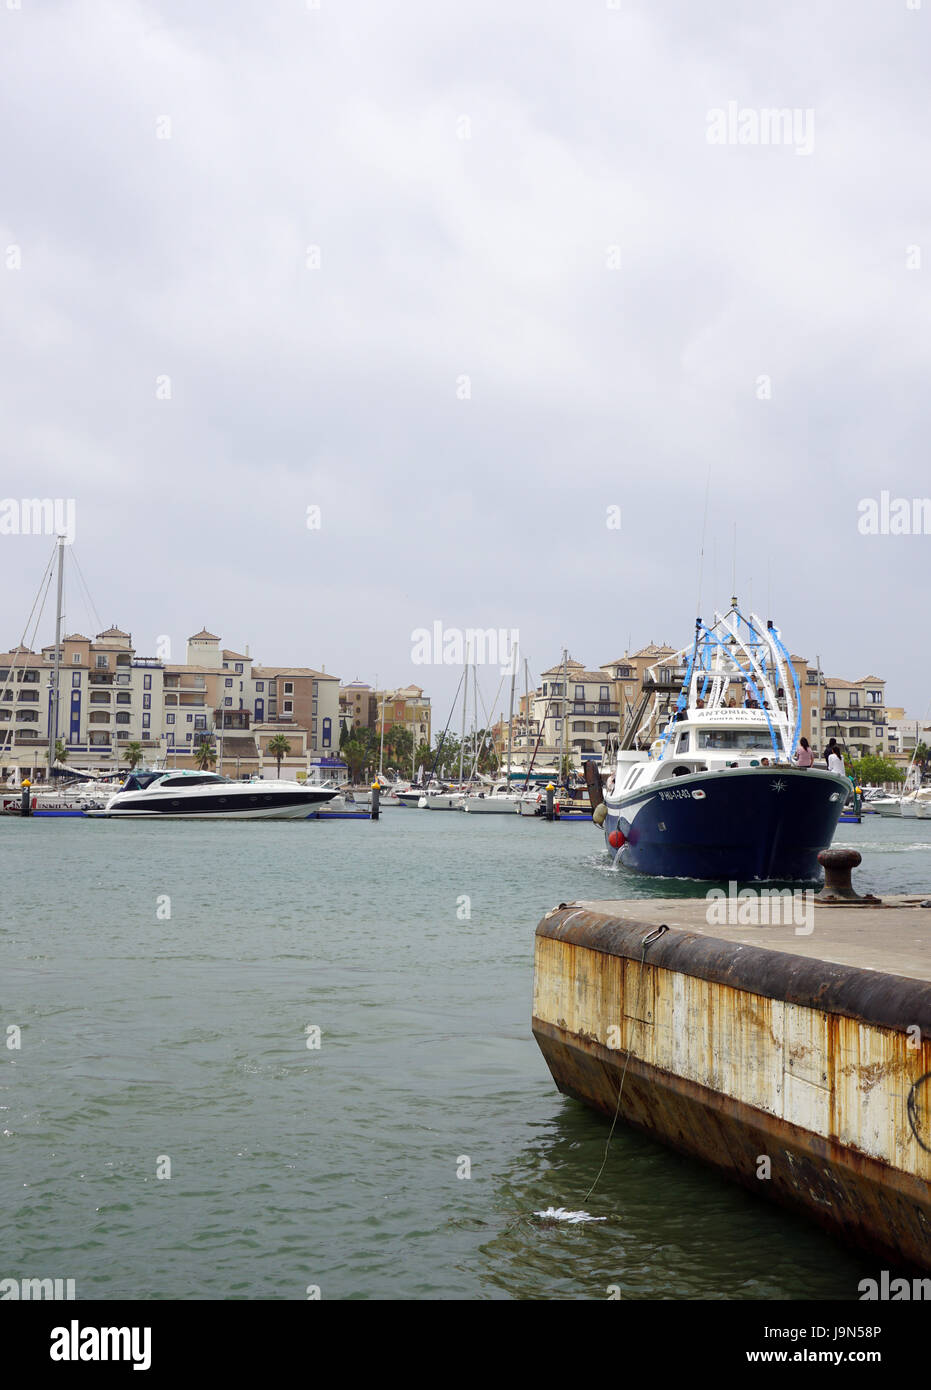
xmin=533 ymin=1016 xmax=931 ymax=1269
xmin=536 ymin=906 xmax=931 ymax=1039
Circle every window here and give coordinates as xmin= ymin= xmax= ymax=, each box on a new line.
xmin=72 ymin=672 xmax=81 ymax=687
xmin=72 ymin=652 xmax=80 ymax=664
xmin=143 ymin=674 xmax=151 ymax=690
xmin=225 ymin=678 xmax=233 ymax=687
xmin=115 ymin=712 xmax=130 ymax=724
xmin=615 ymin=666 xmax=632 ymax=679
xmin=698 ymin=730 xmax=772 ymax=750
xmin=187 ymin=714 xmax=193 ymax=722
xmin=868 ymin=690 xmax=882 ymax=704
xmin=96 ymin=655 xmax=108 ymax=668
xmin=256 ymin=681 xmax=264 ymax=692
xmin=235 ymin=663 xmax=242 ymax=674
xmin=599 ymin=686 xmax=610 ymax=701
xmin=849 ymin=691 xmax=859 ymax=706
xmin=143 ymin=694 xmax=151 ymax=709
xmin=194 ymin=716 xmax=206 ymax=729
xmin=575 ymin=685 xmax=585 ymax=701
xmin=554 ymin=719 xmax=562 ymax=732
xmin=224 ymin=697 xmax=232 ymax=706
xmin=322 ymin=717 xmax=331 ymax=747
xmin=166 ymin=713 xmax=175 ymax=724
xmin=142 ymin=713 xmax=150 ymax=728
xmin=284 ymin=682 xmax=293 ymax=694
xmin=825 ymin=691 xmax=835 ymax=706
xmin=283 ymin=701 xmax=292 ymax=714
xmin=116 ymin=692 xmax=131 ymax=704
xmin=312 ymin=701 xmax=317 ymax=715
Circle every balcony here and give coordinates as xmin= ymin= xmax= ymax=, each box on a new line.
xmin=89 ymin=672 xmax=113 ymax=685
xmin=568 ymin=701 xmax=619 ymax=716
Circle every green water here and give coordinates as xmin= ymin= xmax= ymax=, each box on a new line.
xmin=1 ymin=812 xmax=926 ymax=1300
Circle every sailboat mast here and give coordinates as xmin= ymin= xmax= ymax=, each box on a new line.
xmin=378 ymin=686 xmax=385 ymax=780
xmin=506 ymin=642 xmax=517 ymax=787
xmin=560 ymin=647 xmax=568 ymax=785
xmin=48 ymin=535 xmax=64 ymax=777
xmin=458 ymin=653 xmax=468 ymax=785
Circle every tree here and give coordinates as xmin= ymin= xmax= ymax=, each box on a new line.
xmin=915 ymin=742 xmax=930 ymax=783
xmin=124 ymin=741 xmax=143 ymax=770
xmin=192 ymin=737 xmax=216 ymax=771
xmin=339 ymin=719 xmax=350 ymax=750
xmin=341 ymin=738 xmax=368 ymax=783
xmin=54 ymin=738 xmax=68 ymax=765
xmin=388 ymin=725 xmax=413 ymax=768
xmin=267 ymin=734 xmax=291 ymax=777
xmin=849 ymin=755 xmax=905 ymax=787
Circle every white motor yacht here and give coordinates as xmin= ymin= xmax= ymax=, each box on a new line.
xmin=89 ymin=770 xmax=338 ymax=819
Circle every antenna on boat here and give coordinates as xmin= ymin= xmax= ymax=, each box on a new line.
xmin=695 ymin=466 xmax=712 ymax=618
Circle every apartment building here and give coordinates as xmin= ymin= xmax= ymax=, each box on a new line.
xmin=0 ymin=627 xmax=166 ymax=777
xmin=373 ymin=686 xmax=431 ymax=749
xmin=339 ymin=681 xmax=377 ymax=734
xmin=0 ymin=623 xmax=341 ymax=780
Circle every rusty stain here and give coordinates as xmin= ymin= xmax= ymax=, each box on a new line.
xmin=533 ymin=907 xmax=931 ymax=1270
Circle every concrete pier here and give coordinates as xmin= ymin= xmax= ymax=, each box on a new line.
xmin=532 ymin=896 xmax=931 ymax=1267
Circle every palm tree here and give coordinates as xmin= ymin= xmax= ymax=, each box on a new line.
xmin=267 ymin=733 xmax=291 ymax=776
xmin=192 ymin=737 xmax=216 ymax=771
xmin=341 ymin=738 xmax=368 ymax=783
xmin=124 ymin=741 xmax=143 ymax=770
xmin=54 ymin=738 xmax=68 ymax=765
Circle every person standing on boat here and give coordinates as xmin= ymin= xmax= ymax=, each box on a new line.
xmin=826 ymin=744 xmax=846 ymax=777
xmin=794 ymin=737 xmax=814 ymax=768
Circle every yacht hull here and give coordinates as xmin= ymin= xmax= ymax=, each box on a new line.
xmin=98 ymin=789 xmax=336 ymax=820
xmin=603 ymin=767 xmax=848 ymax=880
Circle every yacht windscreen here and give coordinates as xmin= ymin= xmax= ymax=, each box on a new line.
xmin=698 ymin=730 xmax=773 ymax=750
xmin=123 ymin=773 xmax=163 ymax=791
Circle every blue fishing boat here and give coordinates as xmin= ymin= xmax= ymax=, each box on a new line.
xmin=599 ymin=601 xmax=849 ymax=880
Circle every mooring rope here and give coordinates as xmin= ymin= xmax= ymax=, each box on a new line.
xmin=582 ymin=923 xmax=669 ymax=1203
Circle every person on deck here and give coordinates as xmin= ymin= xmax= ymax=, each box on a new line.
xmin=794 ymin=737 xmax=814 ymax=768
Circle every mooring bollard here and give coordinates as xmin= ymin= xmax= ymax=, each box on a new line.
xmin=816 ymin=848 xmax=881 ymax=904
xmin=545 ymin=783 xmax=555 ymax=821
xmin=371 ymin=782 xmax=380 ymax=821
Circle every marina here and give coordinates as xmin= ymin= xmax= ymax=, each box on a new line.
xmin=4 ymin=811 xmax=929 ymax=1302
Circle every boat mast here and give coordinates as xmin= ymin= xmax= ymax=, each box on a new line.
xmin=475 ymin=653 xmax=480 ymax=783
xmin=506 ymin=641 xmax=517 ymax=786
xmin=560 ymin=648 xmax=568 ymax=786
xmin=48 ymin=534 xmax=65 ymax=778
xmin=378 ymin=682 xmax=385 ymax=780
xmin=458 ymin=651 xmax=468 ymax=785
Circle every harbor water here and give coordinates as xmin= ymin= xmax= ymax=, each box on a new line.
xmin=2 ymin=813 xmax=928 ymax=1300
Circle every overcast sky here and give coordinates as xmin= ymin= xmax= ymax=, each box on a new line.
xmin=2 ymin=0 xmax=929 ymax=727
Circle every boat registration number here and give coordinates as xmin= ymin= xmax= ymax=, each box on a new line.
xmin=658 ymin=788 xmax=691 ymax=801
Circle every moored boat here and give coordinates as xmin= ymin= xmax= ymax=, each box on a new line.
xmin=89 ymin=769 xmax=338 ymax=819
xmin=600 ymin=602 xmax=849 ymax=879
